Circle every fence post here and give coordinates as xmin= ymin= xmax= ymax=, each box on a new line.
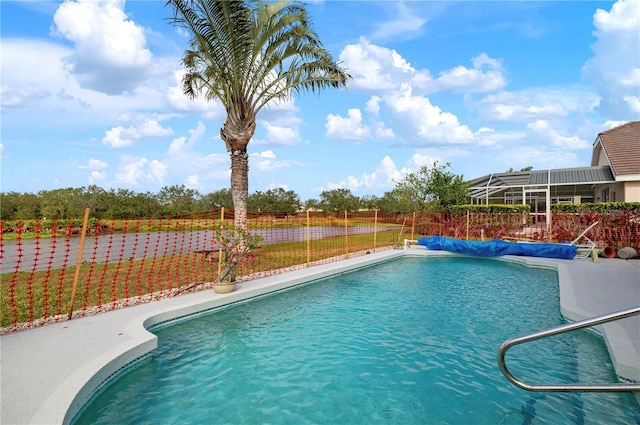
xmin=397 ymin=217 xmax=407 ymax=245
xmin=217 ymin=208 xmax=225 ymax=279
xmin=411 ymin=212 xmax=416 ymax=239
xmin=374 ymin=210 xmax=378 ymax=252
xmin=306 ymin=210 xmax=311 ymax=266
xmin=344 ymin=210 xmax=349 ymax=258
xmin=67 ymin=208 xmax=90 ymax=320
xmin=466 ymin=210 xmax=470 ymax=240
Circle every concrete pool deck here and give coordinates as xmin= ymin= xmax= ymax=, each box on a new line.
xmin=1 ymin=249 xmax=639 ymax=425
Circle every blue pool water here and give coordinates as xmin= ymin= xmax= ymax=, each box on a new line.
xmin=73 ymin=256 xmax=640 ymax=424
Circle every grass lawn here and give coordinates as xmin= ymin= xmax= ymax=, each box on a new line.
xmin=1 ymin=231 xmax=404 ymax=329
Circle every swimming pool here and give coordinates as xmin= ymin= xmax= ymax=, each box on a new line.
xmin=72 ymin=256 xmax=640 ymax=424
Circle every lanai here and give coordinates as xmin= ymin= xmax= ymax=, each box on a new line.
xmin=468 ymin=166 xmax=615 ymax=230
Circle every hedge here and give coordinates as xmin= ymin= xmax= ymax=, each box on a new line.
xmin=446 ymin=204 xmax=531 ymax=214
xmin=551 ymin=202 xmax=640 ymax=213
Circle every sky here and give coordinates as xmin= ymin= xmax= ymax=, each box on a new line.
xmin=1 ymin=0 xmax=639 ymax=202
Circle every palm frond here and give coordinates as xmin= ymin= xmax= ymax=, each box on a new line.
xmin=166 ymin=0 xmax=350 ymax=117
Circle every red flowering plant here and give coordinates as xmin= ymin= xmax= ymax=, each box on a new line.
xmin=211 ymin=222 xmax=263 ymax=283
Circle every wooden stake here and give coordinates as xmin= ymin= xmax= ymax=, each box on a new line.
xmin=344 ymin=210 xmax=349 ymax=257
xmin=397 ymin=217 xmax=407 ymax=245
xmin=68 ymin=208 xmax=90 ymax=320
xmin=411 ymin=212 xmax=416 ymax=239
xmin=306 ymin=210 xmax=311 ymax=266
xmin=373 ymin=210 xmax=378 ymax=252
xmin=217 ymin=208 xmax=224 ymax=279
xmin=466 ymin=210 xmax=470 ymax=240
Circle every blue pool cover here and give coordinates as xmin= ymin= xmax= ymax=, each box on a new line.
xmin=416 ymin=236 xmax=578 ymax=260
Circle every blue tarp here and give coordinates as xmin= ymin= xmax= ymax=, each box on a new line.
xmin=416 ymin=236 xmax=578 ymax=260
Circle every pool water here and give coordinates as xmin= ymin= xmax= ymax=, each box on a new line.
xmin=73 ymin=256 xmax=640 ymax=424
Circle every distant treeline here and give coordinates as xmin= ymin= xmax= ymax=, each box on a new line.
xmin=5 ymin=184 xmax=637 ymax=222
xmin=1 ymin=185 xmax=293 ymax=220
xmin=0 ymin=185 xmax=430 ymax=220
xmin=2 ymin=163 xmax=478 ymax=220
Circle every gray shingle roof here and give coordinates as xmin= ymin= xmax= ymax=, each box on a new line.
xmin=469 ymin=166 xmax=615 ymax=199
xmin=529 ymin=166 xmax=614 ymax=185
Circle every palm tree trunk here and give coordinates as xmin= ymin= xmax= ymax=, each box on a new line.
xmin=221 ymin=117 xmax=255 ymax=228
xmin=230 ymin=148 xmax=249 ymax=228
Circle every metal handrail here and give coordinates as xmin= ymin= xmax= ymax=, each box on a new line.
xmin=498 ymin=306 xmax=640 ymax=392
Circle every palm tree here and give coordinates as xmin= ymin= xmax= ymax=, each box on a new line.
xmin=166 ymin=0 xmax=350 ymax=226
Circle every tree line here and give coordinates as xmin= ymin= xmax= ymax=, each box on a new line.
xmin=1 ymin=162 xmax=471 ymax=220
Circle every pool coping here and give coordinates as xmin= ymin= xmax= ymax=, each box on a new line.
xmin=1 ymin=248 xmax=638 ymax=425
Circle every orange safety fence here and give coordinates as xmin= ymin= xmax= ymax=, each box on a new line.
xmin=1 ymin=209 xmax=638 ymax=333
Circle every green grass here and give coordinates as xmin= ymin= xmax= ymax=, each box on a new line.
xmin=1 ymin=215 xmax=404 ymax=240
xmin=1 ymin=230 xmax=405 ymax=329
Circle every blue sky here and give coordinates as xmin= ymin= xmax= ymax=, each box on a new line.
xmin=1 ymin=0 xmax=639 ymax=202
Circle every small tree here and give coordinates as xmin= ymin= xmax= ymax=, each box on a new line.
xmin=157 ymin=185 xmax=201 ymax=215
xmin=359 ymin=194 xmax=381 ymax=211
xmin=318 ymin=188 xmax=360 ymax=213
xmin=199 ymin=188 xmax=234 ymax=211
xmin=377 ymin=189 xmax=415 ymax=214
xmin=211 ymin=222 xmax=263 ymax=283
xmin=302 ymin=198 xmax=322 ymax=211
xmin=393 ymin=162 xmax=470 ymax=212
xmin=248 ymin=188 xmax=300 ymax=213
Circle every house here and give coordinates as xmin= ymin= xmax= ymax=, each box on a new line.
xmin=469 ymin=121 xmax=640 ymax=208
xmin=590 ymin=121 xmax=640 ymax=203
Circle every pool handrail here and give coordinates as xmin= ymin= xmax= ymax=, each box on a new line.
xmin=403 ymin=239 xmax=418 ymax=249
xmin=498 ymin=305 xmax=640 ymax=392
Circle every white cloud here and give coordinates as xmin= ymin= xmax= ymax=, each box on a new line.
xmin=473 ymin=127 xmax=526 ymax=148
xmin=480 ymin=95 xmax=567 ymax=121
xmin=340 ymin=39 xmax=506 ymax=96
xmin=366 ymin=96 xmax=382 ymax=116
xmin=592 ymin=0 xmax=640 ymax=31
xmin=624 ymin=95 xmax=640 ymax=115
xmin=259 ymin=121 xmax=301 ymax=146
xmin=88 ymin=171 xmax=107 ymax=184
xmin=115 ymin=156 xmax=166 ymax=186
xmin=385 ymin=83 xmax=475 ymax=144
xmin=370 ymin=2 xmax=428 ymax=41
xmin=0 ymin=86 xmax=51 ymax=112
xmin=582 ymin=0 xmax=640 ymax=119
xmin=374 ymin=126 xmax=395 ymax=139
xmin=326 ymin=109 xmax=371 ymax=140
xmin=166 ymin=71 xmax=227 ymax=120
xmin=476 ymin=88 xmax=599 ymax=122
xmin=156 ymin=122 xmax=234 ymax=190
xmin=253 ymin=150 xmax=276 ymax=159
xmin=339 ymin=37 xmax=416 ymax=91
xmin=266 ymin=182 xmax=291 ymax=192
xmin=250 ymin=150 xmax=299 ymax=172
xmin=418 ymin=53 xmax=506 ymax=94
xmin=334 ymin=41 xmax=510 ymax=147
xmin=0 ymin=39 xmax=72 ymax=114
xmin=1 ymin=37 xmax=171 ymax=130
xmin=527 ymin=120 xmax=590 ymax=149
xmin=168 ymin=121 xmax=206 ymax=154
xmin=496 ymin=147 xmax=579 ymax=170
xmin=77 ymin=158 xmax=109 ymax=188
xmin=52 ymin=0 xmax=153 ymax=94
xmin=185 ymin=174 xmax=200 ymax=190
xmin=102 ymin=119 xmax=173 ymax=148
xmin=78 ymin=158 xmax=108 ymax=170
xmin=321 ymin=155 xmax=409 ymax=193
xmin=407 ymin=152 xmax=440 ymax=169
xmin=325 ymin=106 xmax=395 ymax=142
